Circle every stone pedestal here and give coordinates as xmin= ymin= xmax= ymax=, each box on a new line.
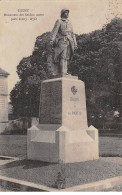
xmin=27 ymin=76 xmax=99 ymax=163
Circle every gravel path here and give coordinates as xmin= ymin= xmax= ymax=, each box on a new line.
xmin=0 ymin=157 xmax=121 ymax=189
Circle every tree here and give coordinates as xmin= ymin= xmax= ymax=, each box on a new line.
xmin=69 ymin=18 xmax=121 ymax=127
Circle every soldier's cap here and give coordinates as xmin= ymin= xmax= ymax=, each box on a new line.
xmin=61 ymin=9 xmax=69 ymax=16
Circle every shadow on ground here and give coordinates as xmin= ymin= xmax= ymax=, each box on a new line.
xmin=0 ymin=159 xmax=56 ymax=170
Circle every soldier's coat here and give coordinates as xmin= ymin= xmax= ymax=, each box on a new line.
xmin=50 ymin=18 xmax=77 ymax=62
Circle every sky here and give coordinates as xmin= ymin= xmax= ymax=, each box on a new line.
xmin=0 ymin=0 xmax=120 ymax=99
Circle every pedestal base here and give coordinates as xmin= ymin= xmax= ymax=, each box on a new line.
xmin=27 ymin=124 xmax=99 ymax=163
xmin=27 ymin=76 xmax=99 ymax=163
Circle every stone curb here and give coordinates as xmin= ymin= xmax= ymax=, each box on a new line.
xmin=0 ymin=175 xmax=122 ymax=191
xmin=0 ymin=156 xmax=20 ymax=160
xmin=62 ymin=176 xmax=122 ymax=191
xmin=0 ymin=175 xmax=58 ymax=192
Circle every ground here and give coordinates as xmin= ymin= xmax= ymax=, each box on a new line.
xmin=0 ymin=134 xmax=121 ymax=191
xmin=0 ymin=157 xmax=122 ymax=189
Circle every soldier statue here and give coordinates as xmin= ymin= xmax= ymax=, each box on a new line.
xmin=49 ymin=9 xmax=77 ymax=76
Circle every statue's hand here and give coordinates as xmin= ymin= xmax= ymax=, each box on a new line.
xmin=50 ymin=40 xmax=54 ymax=46
xmin=74 ymin=45 xmax=78 ymax=50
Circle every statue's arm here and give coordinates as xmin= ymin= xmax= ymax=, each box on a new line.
xmin=51 ymin=20 xmax=60 ymax=41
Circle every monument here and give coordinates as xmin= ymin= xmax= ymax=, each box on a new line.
xmin=27 ymin=9 xmax=99 ymax=163
xmin=0 ymin=68 xmax=9 ymax=134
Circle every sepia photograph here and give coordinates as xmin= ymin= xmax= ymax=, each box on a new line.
xmin=0 ymin=0 xmax=122 ymax=192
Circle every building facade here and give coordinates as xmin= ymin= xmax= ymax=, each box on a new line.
xmin=0 ymin=68 xmax=9 ymax=133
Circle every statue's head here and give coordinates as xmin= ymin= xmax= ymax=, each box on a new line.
xmin=61 ymin=9 xmax=69 ymax=19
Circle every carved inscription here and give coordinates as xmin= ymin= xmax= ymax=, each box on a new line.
xmin=68 ymin=111 xmax=82 ymax=115
xmin=70 ymin=97 xmax=79 ymax=101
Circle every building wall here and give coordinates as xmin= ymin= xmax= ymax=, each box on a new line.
xmin=0 ymin=96 xmax=8 ymax=122
xmin=0 ymin=76 xmax=8 ymax=94
xmin=0 ymin=76 xmax=8 ymax=133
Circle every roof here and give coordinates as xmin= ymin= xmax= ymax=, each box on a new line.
xmin=0 ymin=68 xmax=10 ymax=77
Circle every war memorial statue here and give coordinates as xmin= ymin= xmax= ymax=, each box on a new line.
xmin=27 ymin=9 xmax=99 ymax=163
xmin=49 ymin=9 xmax=77 ymax=76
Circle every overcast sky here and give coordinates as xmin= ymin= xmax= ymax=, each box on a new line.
xmin=0 ymin=0 xmax=120 ymax=99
